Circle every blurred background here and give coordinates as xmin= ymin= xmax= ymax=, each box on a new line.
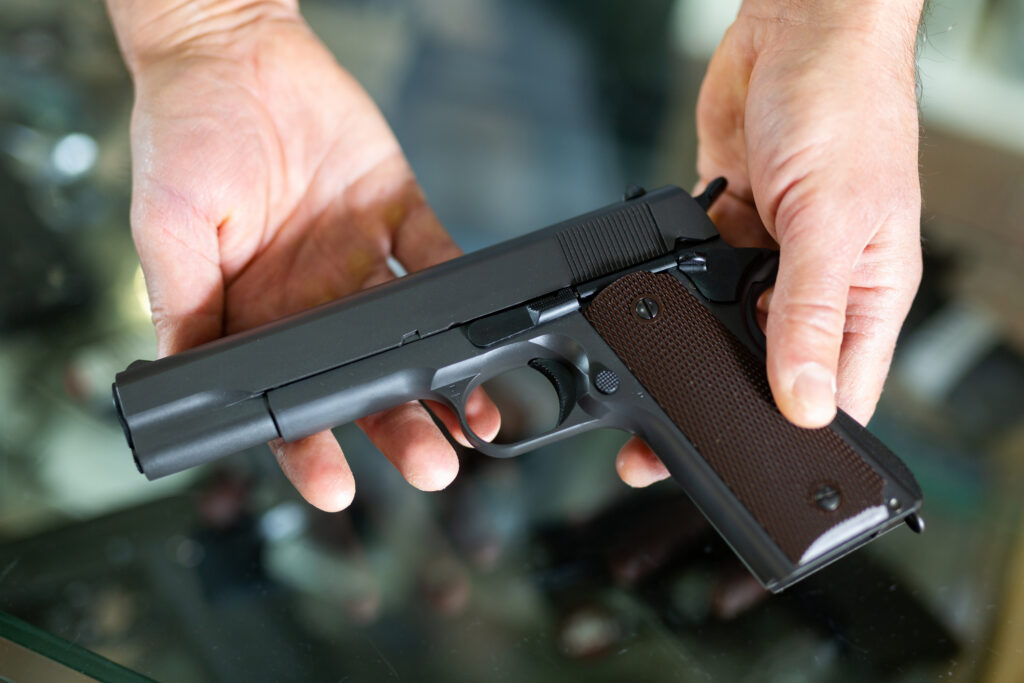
xmin=0 ymin=0 xmax=1022 ymax=680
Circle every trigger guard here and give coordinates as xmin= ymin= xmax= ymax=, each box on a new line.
xmin=435 ymin=377 xmax=515 ymax=458
xmin=432 ymin=378 xmax=490 ymax=451
xmin=435 ymin=357 xmax=584 ymax=459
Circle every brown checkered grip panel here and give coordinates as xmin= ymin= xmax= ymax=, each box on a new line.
xmin=584 ymin=271 xmax=884 ymax=563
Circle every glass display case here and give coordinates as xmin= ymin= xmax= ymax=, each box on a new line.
xmin=1 ymin=1 xmax=1021 ymax=681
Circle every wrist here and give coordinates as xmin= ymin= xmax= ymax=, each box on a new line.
xmin=105 ymin=0 xmax=300 ymax=76
xmin=739 ymin=0 xmax=924 ymax=45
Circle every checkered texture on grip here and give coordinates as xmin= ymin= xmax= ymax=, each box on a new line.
xmin=584 ymin=270 xmax=884 ymax=563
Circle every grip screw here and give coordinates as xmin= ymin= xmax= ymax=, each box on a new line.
xmin=813 ymin=485 xmax=841 ymax=512
xmin=635 ymin=297 xmax=659 ymax=320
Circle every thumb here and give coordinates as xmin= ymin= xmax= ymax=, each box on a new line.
xmin=765 ymin=224 xmax=853 ymax=429
xmin=131 ymin=192 xmax=224 ymax=357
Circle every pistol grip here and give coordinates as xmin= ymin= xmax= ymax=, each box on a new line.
xmin=584 ymin=270 xmax=897 ymax=566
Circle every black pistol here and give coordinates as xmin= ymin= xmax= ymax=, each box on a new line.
xmin=113 ymin=180 xmax=924 ymax=592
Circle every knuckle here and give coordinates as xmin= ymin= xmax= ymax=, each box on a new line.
xmin=904 ymin=246 xmax=924 ymax=295
xmin=359 ymin=401 xmax=422 ymax=435
xmin=775 ymin=299 xmax=847 ymax=344
xmin=148 ymin=300 xmax=175 ymax=331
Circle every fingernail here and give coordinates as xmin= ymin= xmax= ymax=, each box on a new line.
xmin=791 ymin=363 xmax=837 ymax=426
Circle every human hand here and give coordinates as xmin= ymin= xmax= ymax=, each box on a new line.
xmin=109 ymin=1 xmax=499 ymax=509
xmin=617 ymin=0 xmax=924 ymax=486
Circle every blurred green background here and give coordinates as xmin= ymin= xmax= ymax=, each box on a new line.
xmin=0 ymin=0 xmax=1022 ymax=681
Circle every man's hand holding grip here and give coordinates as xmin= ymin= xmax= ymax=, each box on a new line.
xmin=617 ymin=0 xmax=925 ymax=486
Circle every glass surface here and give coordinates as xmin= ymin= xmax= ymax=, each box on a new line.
xmin=1 ymin=1 xmax=1022 ymax=681
xmin=0 ymin=611 xmax=151 ymax=682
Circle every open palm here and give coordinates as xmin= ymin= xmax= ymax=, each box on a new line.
xmin=128 ymin=16 xmax=498 ymax=510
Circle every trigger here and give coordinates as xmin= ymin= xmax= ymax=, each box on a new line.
xmin=528 ymin=358 xmax=576 ymax=425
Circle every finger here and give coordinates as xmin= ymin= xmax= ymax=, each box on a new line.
xmin=766 ymin=226 xmax=854 ymax=428
xmin=835 ymin=303 xmax=898 ymax=426
xmin=357 ymin=402 xmax=460 ymax=491
xmin=694 ymin=178 xmax=777 ymax=250
xmin=271 ymin=431 xmax=356 ymax=512
xmin=131 ymin=192 xmax=224 ymax=357
xmin=615 ymin=437 xmax=670 ymax=488
xmin=755 ymin=286 xmax=772 ymax=335
xmin=424 ymin=387 xmax=502 ymax=448
xmin=390 ymin=197 xmax=462 ymax=272
xmin=835 ymin=234 xmax=922 ymax=424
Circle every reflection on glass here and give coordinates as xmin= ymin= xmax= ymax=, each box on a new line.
xmin=0 ymin=0 xmax=1022 ymax=681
